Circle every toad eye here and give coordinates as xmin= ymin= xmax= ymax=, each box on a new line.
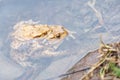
xmin=56 ymin=33 xmax=61 ymax=39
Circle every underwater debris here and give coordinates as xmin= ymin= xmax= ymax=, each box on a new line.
xmin=87 ymin=0 xmax=104 ymax=25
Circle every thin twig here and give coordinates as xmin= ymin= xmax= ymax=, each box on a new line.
xmin=45 ymin=67 xmax=90 ymax=80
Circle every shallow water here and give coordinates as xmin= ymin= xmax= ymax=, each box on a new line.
xmin=0 ymin=0 xmax=120 ymax=80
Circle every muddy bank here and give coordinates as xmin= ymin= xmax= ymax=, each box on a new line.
xmin=61 ymin=42 xmax=120 ymax=80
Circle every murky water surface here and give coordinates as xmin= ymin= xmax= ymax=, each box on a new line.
xmin=0 ymin=0 xmax=119 ymax=80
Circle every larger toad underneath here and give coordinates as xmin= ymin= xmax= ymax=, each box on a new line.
xmin=10 ymin=21 xmax=72 ymax=67
xmin=10 ymin=21 xmax=74 ymax=80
